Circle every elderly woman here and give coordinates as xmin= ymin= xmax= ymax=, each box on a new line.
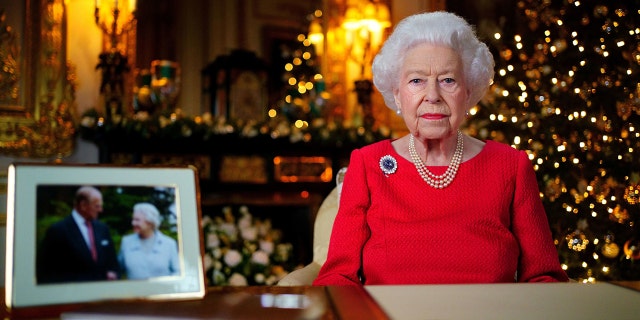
xmin=118 ymin=202 xmax=180 ymax=280
xmin=313 ymin=12 xmax=569 ymax=286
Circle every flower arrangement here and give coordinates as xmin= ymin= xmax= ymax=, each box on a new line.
xmin=202 ymin=205 xmax=296 ymax=286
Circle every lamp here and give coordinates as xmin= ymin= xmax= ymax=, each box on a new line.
xmin=94 ymin=0 xmax=137 ymax=50
xmin=342 ymin=0 xmax=391 ymax=127
xmin=94 ymin=0 xmax=137 ymax=120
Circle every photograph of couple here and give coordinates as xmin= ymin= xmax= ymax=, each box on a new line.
xmin=36 ymin=185 xmax=182 ymax=284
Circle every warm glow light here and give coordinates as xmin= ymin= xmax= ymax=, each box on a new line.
xmin=95 ymin=0 xmax=137 ymax=49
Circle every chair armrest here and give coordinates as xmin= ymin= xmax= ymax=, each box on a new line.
xmin=277 ymin=262 xmax=322 ymax=286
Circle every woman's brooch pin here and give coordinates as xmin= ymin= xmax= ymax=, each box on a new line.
xmin=379 ymin=155 xmax=398 ymax=176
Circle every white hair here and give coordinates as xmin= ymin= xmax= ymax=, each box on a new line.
xmin=134 ymin=202 xmax=162 ymax=230
xmin=372 ymin=11 xmax=495 ymax=111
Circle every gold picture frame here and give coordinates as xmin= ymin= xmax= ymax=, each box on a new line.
xmin=0 ymin=0 xmax=76 ymax=158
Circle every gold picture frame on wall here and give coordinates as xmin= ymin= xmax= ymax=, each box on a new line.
xmin=0 ymin=0 xmax=76 ymax=159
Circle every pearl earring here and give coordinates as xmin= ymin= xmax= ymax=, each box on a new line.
xmin=396 ymin=108 xmax=401 ymax=115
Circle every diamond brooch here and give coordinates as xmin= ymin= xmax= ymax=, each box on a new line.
xmin=379 ymin=155 xmax=398 ymax=176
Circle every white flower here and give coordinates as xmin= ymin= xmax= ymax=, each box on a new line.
xmin=254 ymin=273 xmax=266 ymax=284
xmin=276 ymin=243 xmax=292 ymax=261
xmin=220 ymin=222 xmax=238 ymax=240
xmin=203 ymin=254 xmax=213 ymax=270
xmin=212 ymin=247 xmax=222 ymax=259
xmin=224 ymin=249 xmax=242 ymax=267
xmin=80 ymin=116 xmax=96 ymax=128
xmin=228 ymin=273 xmax=248 ymax=286
xmin=207 ymin=233 xmax=220 ymax=248
xmin=251 ymin=250 xmax=270 ymax=265
xmin=212 ymin=270 xmax=226 ymax=284
xmin=241 ymin=226 xmax=258 ymax=242
xmin=259 ymin=240 xmax=275 ymax=254
xmin=201 ymin=215 xmax=212 ymax=226
xmin=238 ymin=213 xmax=252 ymax=229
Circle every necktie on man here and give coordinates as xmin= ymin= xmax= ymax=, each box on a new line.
xmin=85 ymin=220 xmax=98 ymax=261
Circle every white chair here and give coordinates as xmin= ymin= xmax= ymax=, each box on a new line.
xmin=277 ymin=168 xmax=345 ymax=286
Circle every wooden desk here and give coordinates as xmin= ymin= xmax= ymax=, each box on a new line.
xmin=4 ymin=282 xmax=640 ymax=319
xmin=3 ymin=286 xmax=388 ymax=320
xmin=366 ymin=282 xmax=640 ymax=320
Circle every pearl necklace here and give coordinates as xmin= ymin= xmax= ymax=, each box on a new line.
xmin=408 ymin=131 xmax=464 ymax=189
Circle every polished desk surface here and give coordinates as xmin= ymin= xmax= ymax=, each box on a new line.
xmin=3 ymin=282 xmax=640 ymax=319
xmin=3 ymin=285 xmax=387 ymax=320
xmin=366 ymin=282 xmax=640 ymax=320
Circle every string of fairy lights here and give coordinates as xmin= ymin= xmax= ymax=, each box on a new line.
xmin=268 ymin=10 xmax=329 ymax=133
xmin=469 ymin=0 xmax=640 ymax=281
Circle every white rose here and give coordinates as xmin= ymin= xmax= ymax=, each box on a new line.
xmin=241 ymin=226 xmax=258 ymax=242
xmin=207 ymin=233 xmax=220 ymax=248
xmin=203 ymin=254 xmax=213 ymax=270
xmin=212 ymin=247 xmax=222 ymax=259
xmin=220 ymin=222 xmax=238 ymax=240
xmin=224 ymin=249 xmax=242 ymax=267
xmin=259 ymin=240 xmax=274 ymax=254
xmin=254 ymin=273 xmax=266 ymax=284
xmin=228 ymin=273 xmax=248 ymax=286
xmin=238 ymin=214 xmax=252 ymax=229
xmin=251 ymin=250 xmax=270 ymax=265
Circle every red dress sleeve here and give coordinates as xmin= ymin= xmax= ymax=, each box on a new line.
xmin=511 ymin=150 xmax=569 ymax=282
xmin=313 ymin=148 xmax=370 ymax=286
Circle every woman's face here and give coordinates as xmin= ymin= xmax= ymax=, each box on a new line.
xmin=132 ymin=211 xmax=154 ymax=238
xmin=393 ymin=43 xmax=470 ymax=140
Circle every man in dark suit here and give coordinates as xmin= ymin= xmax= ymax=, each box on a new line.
xmin=37 ymin=186 xmax=119 ymax=283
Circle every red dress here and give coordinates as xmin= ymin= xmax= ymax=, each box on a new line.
xmin=313 ymin=139 xmax=569 ymax=285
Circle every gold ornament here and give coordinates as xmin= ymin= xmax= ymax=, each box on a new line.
xmin=601 ymin=242 xmax=620 ymax=259
xmin=601 ymin=234 xmax=620 ymax=259
xmin=565 ymin=229 xmax=589 ymax=252
xmin=624 ymin=184 xmax=640 ymax=205
xmin=623 ymin=239 xmax=640 ymax=260
xmin=609 ymin=205 xmax=630 ymax=224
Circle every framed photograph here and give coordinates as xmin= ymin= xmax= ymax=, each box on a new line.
xmin=5 ymin=163 xmax=206 ymax=308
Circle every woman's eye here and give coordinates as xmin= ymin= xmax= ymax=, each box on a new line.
xmin=409 ymin=79 xmax=422 ymax=84
xmin=441 ymin=78 xmax=455 ymax=84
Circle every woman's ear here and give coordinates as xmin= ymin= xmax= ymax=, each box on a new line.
xmin=393 ymin=88 xmax=401 ymax=111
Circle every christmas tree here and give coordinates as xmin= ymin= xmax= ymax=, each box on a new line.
xmin=467 ymin=0 xmax=640 ymax=281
